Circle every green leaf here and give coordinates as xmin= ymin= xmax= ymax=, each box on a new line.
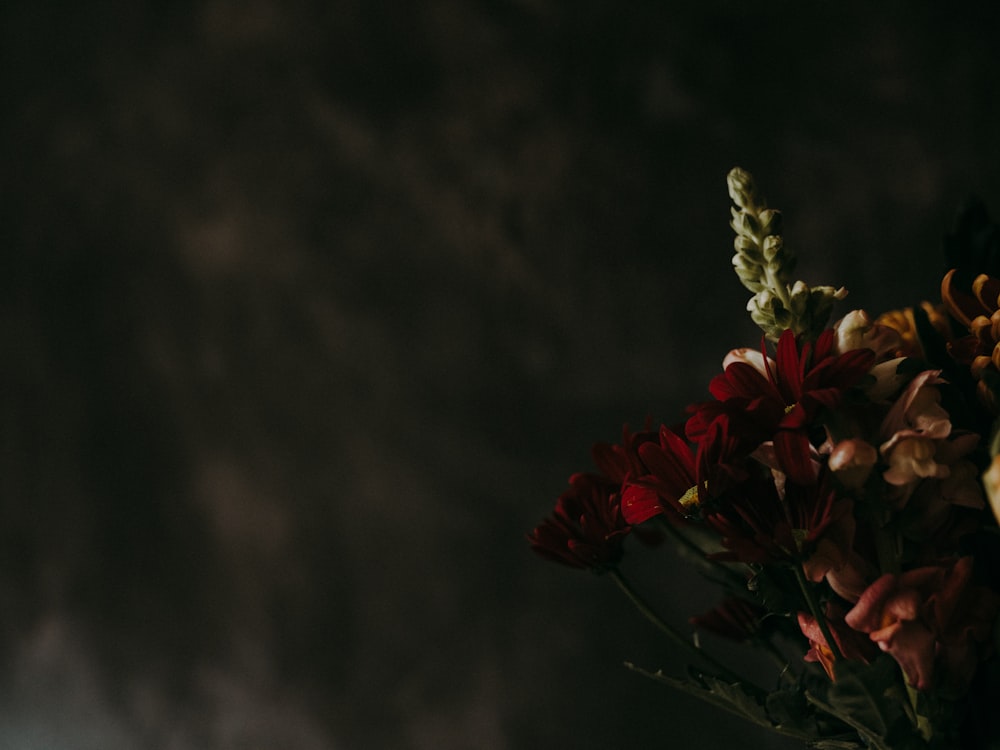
xmin=806 ymin=657 xmax=924 ymax=750
xmin=767 ymin=687 xmax=820 ymax=736
xmin=625 ymin=663 xmax=775 ymax=731
xmin=625 ymin=663 xmax=833 ymax=743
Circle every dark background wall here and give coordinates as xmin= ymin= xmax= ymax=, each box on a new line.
xmin=3 ymin=2 xmax=1000 ymax=748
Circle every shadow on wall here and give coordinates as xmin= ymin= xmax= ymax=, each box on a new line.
xmin=2 ymin=1 xmax=1000 ymax=748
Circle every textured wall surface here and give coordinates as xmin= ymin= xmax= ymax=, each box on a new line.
xmin=4 ymin=2 xmax=1000 ymax=748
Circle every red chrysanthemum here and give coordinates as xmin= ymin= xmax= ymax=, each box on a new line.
xmin=704 ymin=472 xmax=854 ymax=577
xmin=620 ymin=424 xmax=697 ymax=524
xmin=528 ymin=472 xmax=632 ymax=572
xmin=687 ymin=329 xmax=876 ymax=484
xmin=621 ymin=417 xmax=747 ymax=525
xmin=590 ymin=423 xmax=661 ymax=485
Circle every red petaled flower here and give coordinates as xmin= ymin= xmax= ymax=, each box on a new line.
xmin=622 ymin=417 xmax=747 ymax=525
xmin=716 ymin=329 xmax=875 ymax=429
xmin=620 ymin=424 xmax=697 ymax=524
xmin=590 ymin=423 xmax=660 ymax=485
xmin=687 ymin=329 xmax=875 ymax=483
xmin=528 ymin=473 xmax=632 ymax=572
xmin=704 ymin=473 xmax=854 ymax=578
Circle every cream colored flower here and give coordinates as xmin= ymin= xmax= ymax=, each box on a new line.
xmin=882 ymin=437 xmax=950 ymax=486
xmin=828 ymin=439 xmax=878 ymax=490
xmin=880 ymin=370 xmax=951 ymax=441
xmin=833 ymin=309 xmax=902 ymax=359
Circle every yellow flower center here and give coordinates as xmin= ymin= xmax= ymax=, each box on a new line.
xmin=791 ymin=528 xmax=808 ymax=552
xmin=679 ymin=485 xmax=700 ymax=508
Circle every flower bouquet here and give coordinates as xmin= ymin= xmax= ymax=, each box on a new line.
xmin=528 ymin=169 xmax=1000 ymax=749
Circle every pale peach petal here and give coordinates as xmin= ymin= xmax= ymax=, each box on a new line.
xmin=833 ymin=309 xmax=902 ymax=359
xmin=881 ymin=370 xmax=947 ymax=438
xmin=882 ymin=437 xmax=950 ymax=486
xmin=828 ymin=439 xmax=878 ymax=489
xmin=722 ymin=347 xmax=772 ymax=376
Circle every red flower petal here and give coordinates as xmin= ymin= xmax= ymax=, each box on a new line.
xmin=621 ymin=483 xmax=665 ymax=524
xmin=774 ymin=430 xmax=817 ymax=485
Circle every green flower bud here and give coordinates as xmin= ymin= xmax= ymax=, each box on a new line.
xmin=734 ymin=234 xmax=758 ymax=254
xmin=762 ymin=235 xmax=783 ymax=262
xmin=731 ymin=211 xmax=759 ymax=238
xmin=727 ymin=167 xmax=757 ymax=210
xmin=758 ymin=209 xmax=782 ymax=237
xmin=726 ymin=167 xmax=845 ymax=340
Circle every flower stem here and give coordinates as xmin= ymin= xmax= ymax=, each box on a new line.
xmin=655 ymin=518 xmax=748 ymax=589
xmin=794 ymin=565 xmax=843 ymax=662
xmin=905 ymin=682 xmax=933 ymax=742
xmin=609 ymin=568 xmax=752 ymax=688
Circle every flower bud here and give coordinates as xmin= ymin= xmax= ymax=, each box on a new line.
xmin=732 ymin=211 xmax=759 ymax=237
xmin=727 ymin=167 xmax=756 ymax=209
xmin=733 ymin=234 xmax=758 ymax=255
xmin=762 ymin=234 xmax=783 ymax=262
xmin=758 ymin=209 xmax=782 ymax=236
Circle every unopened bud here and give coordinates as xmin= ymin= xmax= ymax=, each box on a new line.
xmin=762 ymin=235 xmax=783 ymax=262
xmin=758 ymin=209 xmax=782 ymax=237
xmin=733 ymin=211 xmax=759 ymax=238
xmin=727 ymin=167 xmax=756 ymax=209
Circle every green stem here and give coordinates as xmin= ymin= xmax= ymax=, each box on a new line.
xmin=794 ymin=565 xmax=843 ymax=662
xmin=905 ymin=682 xmax=933 ymax=742
xmin=610 ymin=568 xmax=752 ymax=688
xmin=655 ymin=518 xmax=749 ymax=589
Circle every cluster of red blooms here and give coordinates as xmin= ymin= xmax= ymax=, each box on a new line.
xmin=529 ymin=299 xmax=1000 ymax=703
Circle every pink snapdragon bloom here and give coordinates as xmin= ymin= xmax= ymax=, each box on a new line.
xmin=825 ymin=551 xmax=877 ymax=603
xmin=827 ymin=438 xmax=879 ymax=490
xmin=880 ymin=370 xmax=952 ymax=443
xmin=878 ymin=370 xmax=984 ymax=521
xmin=900 ymin=435 xmax=985 ymax=539
xmin=883 ymin=438 xmax=950 ymax=486
xmin=844 ymin=558 xmax=999 ymax=692
xmin=879 ymin=371 xmax=955 ymax=500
